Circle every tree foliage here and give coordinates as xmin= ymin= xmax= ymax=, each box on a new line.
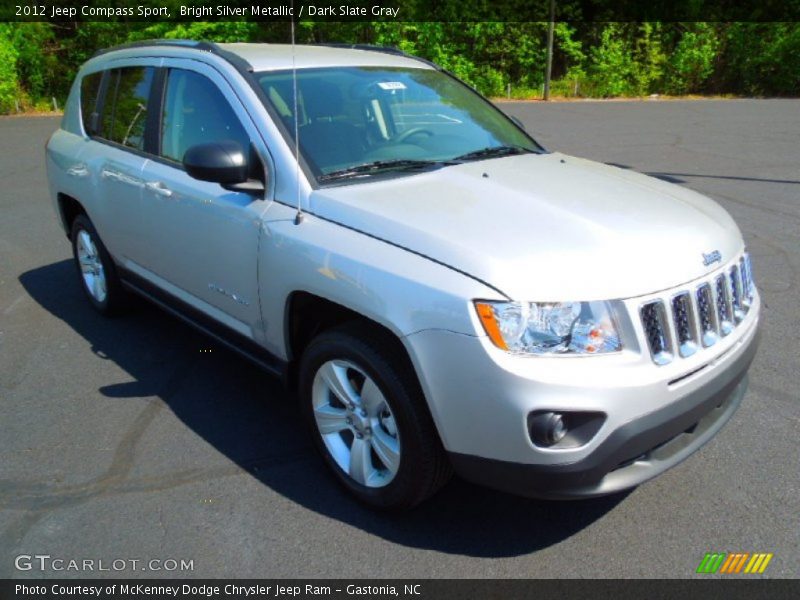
xmin=0 ymin=19 xmax=798 ymax=113
xmin=664 ymin=23 xmax=719 ymax=94
xmin=0 ymin=25 xmax=19 ymax=113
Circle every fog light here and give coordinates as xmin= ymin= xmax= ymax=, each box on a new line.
xmin=529 ymin=411 xmax=568 ymax=446
xmin=550 ymin=413 xmax=567 ymax=443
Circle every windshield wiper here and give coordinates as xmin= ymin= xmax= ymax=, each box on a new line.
xmin=453 ymin=145 xmax=533 ymax=162
xmin=319 ymin=159 xmax=454 ymax=182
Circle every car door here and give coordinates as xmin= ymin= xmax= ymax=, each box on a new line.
xmin=135 ymin=61 xmax=269 ymax=340
xmin=80 ymin=64 xmax=157 ymax=263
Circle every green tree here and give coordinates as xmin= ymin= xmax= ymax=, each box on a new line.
xmin=2 ymin=16 xmax=798 ymax=113
xmin=720 ymin=23 xmax=800 ymax=96
xmin=8 ymin=23 xmax=58 ymax=101
xmin=131 ymin=20 xmax=260 ymax=43
xmin=555 ymin=22 xmax=586 ymax=83
xmin=586 ymin=23 xmax=665 ymax=97
xmin=665 ymin=23 xmax=720 ymax=94
xmin=0 ymin=26 xmax=19 ymax=113
xmin=587 ymin=23 xmax=634 ymax=96
xmin=628 ymin=22 xmax=665 ymax=95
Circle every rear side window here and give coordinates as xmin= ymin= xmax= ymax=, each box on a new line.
xmin=99 ymin=67 xmax=154 ymax=151
xmin=80 ymin=72 xmax=103 ymax=135
xmin=160 ymin=69 xmax=249 ymax=163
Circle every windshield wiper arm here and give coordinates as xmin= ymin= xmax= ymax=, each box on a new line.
xmin=453 ymin=145 xmax=533 ymax=162
xmin=319 ymin=159 xmax=454 ymax=182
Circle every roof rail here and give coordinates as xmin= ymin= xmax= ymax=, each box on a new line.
xmin=310 ymin=43 xmax=407 ymax=56
xmin=91 ymin=39 xmax=222 ymax=58
xmin=90 ymin=40 xmax=435 ymax=72
xmin=90 ymin=39 xmax=256 ymax=72
xmin=308 ymin=43 xmax=440 ymax=70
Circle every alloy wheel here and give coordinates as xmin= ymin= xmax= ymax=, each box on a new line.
xmin=76 ymin=229 xmax=107 ymax=303
xmin=311 ymin=359 xmax=401 ymax=488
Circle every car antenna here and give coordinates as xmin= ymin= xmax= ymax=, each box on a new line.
xmin=291 ymin=0 xmax=304 ymax=225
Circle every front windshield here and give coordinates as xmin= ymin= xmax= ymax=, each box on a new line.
xmin=256 ymin=66 xmax=543 ymax=181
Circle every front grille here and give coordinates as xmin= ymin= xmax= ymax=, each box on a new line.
xmin=640 ymin=254 xmax=755 ymax=365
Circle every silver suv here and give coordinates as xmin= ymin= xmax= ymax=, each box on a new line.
xmin=46 ymin=40 xmax=760 ymax=509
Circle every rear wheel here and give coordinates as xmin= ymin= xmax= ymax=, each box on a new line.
xmin=299 ymin=324 xmax=451 ymax=509
xmin=70 ymin=214 xmax=126 ymax=315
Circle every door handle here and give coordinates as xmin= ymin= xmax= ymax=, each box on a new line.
xmin=102 ymin=169 xmax=141 ymax=188
xmin=145 ymin=181 xmax=174 ymax=198
xmin=67 ymin=164 xmax=88 ymax=177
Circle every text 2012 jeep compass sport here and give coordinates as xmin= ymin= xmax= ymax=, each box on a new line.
xmin=46 ymin=40 xmax=760 ymax=509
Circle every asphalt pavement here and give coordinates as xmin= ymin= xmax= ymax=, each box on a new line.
xmin=1 ymin=100 xmax=798 ymax=578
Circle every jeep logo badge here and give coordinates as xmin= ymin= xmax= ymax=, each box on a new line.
xmin=703 ymin=250 xmax=722 ymax=266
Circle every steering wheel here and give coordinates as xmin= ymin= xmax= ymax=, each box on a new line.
xmin=393 ymin=127 xmax=434 ymax=144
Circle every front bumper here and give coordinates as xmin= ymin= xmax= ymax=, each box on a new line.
xmin=404 ymin=299 xmax=760 ymax=499
xmin=450 ymin=326 xmax=758 ymax=498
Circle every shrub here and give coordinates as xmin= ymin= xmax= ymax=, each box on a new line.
xmin=0 ymin=28 xmax=19 ymax=114
xmin=665 ymin=24 xmax=720 ymax=94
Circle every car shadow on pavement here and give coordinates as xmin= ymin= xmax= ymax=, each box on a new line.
xmin=20 ymin=259 xmax=628 ymax=558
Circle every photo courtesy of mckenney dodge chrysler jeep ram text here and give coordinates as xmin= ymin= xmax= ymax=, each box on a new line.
xmin=45 ymin=40 xmax=760 ymax=509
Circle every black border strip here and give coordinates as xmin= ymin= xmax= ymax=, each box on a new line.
xmin=6 ymin=1 xmax=800 ymax=22
xmin=1 ymin=579 xmax=797 ymax=598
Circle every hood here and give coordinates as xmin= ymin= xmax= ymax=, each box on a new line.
xmin=308 ymin=152 xmax=743 ymax=301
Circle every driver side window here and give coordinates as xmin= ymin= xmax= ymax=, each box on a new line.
xmin=160 ymin=69 xmax=250 ymax=163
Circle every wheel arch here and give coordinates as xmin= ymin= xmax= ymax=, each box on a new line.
xmin=57 ymin=193 xmax=87 ymax=240
xmin=283 ymin=291 xmax=418 ymax=392
xmin=292 ymin=292 xmax=453 ymax=506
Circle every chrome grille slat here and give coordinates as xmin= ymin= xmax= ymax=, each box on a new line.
xmin=640 ymin=253 xmax=755 ymax=364
xmin=715 ymin=274 xmax=734 ymax=336
xmin=741 ymin=253 xmax=754 ymax=307
xmin=696 ymin=283 xmax=719 ymax=348
xmin=641 ymin=301 xmax=673 ymax=365
xmin=670 ymin=292 xmax=698 ymax=357
xmin=729 ymin=265 xmax=744 ymax=322
xmin=740 ymin=257 xmax=751 ymax=305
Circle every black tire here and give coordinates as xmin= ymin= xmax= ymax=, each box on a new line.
xmin=70 ymin=214 xmax=127 ymax=316
xmin=298 ymin=323 xmax=452 ymax=510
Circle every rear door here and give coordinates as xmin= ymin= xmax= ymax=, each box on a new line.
xmin=134 ymin=60 xmax=270 ymax=340
xmin=79 ymin=63 xmax=157 ymax=263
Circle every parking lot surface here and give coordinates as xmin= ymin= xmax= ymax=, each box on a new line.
xmin=1 ymin=100 xmax=798 ymax=578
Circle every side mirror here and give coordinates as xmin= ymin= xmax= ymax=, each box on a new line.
xmin=183 ymin=140 xmax=248 ymax=184
xmin=183 ymin=141 xmax=264 ymax=194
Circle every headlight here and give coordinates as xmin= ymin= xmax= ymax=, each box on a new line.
xmin=474 ymin=300 xmax=621 ymax=355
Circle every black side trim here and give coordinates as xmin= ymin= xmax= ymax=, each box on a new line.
xmin=94 ymin=70 xmax=111 ymax=139
xmin=450 ymin=325 xmax=760 ymax=498
xmin=119 ymin=268 xmax=287 ymax=379
xmin=144 ymin=67 xmax=165 ymax=156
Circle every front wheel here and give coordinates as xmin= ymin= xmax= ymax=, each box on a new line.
xmin=298 ymin=324 xmax=451 ymax=509
xmin=70 ymin=214 xmax=126 ymax=315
